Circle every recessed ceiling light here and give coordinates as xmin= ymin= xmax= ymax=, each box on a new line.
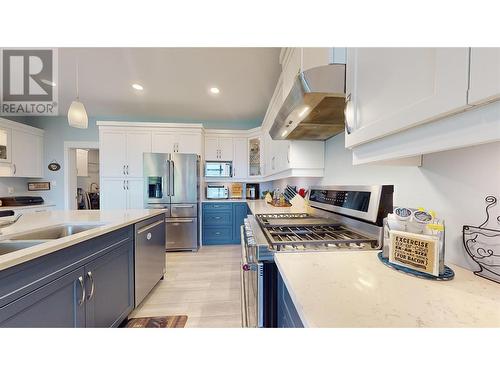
xmin=132 ymin=83 xmax=144 ymax=91
xmin=209 ymin=87 xmax=220 ymax=94
xmin=41 ymin=79 xmax=56 ymax=87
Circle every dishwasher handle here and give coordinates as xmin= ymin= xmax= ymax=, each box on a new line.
xmin=167 ymin=218 xmax=194 ymax=223
xmin=137 ymin=219 xmax=165 ymax=235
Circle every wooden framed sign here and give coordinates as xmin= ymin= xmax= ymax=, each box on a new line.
xmin=388 ymin=230 xmax=440 ymax=276
xmin=28 ymin=182 xmax=51 ymax=191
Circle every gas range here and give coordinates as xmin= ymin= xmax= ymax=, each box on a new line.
xmin=243 ymin=185 xmax=394 ymax=258
xmin=240 ymin=185 xmax=394 ymax=328
xmin=255 ymin=213 xmax=378 ymax=252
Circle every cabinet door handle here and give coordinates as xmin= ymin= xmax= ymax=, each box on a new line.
xmin=77 ymin=276 xmax=85 ymax=305
xmin=123 ymin=180 xmax=126 ymax=190
xmin=126 ymin=165 xmax=129 ymax=175
xmin=123 ymin=165 xmax=126 ymax=175
xmin=344 ymin=93 xmax=352 ymax=135
xmin=126 ymin=180 xmax=129 ymax=190
xmin=12 ymin=163 xmax=16 ymax=175
xmin=86 ymin=271 xmax=95 ymax=300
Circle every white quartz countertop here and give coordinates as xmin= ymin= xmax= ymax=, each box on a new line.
xmin=275 ymin=251 xmax=500 ymax=328
xmin=0 ymin=209 xmax=166 ymax=271
xmin=246 ymin=199 xmax=306 ymax=215
xmin=0 ymin=203 xmax=56 ymax=211
xmin=202 ymin=198 xmax=307 ymax=214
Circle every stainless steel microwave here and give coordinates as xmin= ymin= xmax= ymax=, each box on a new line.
xmin=205 ymin=161 xmax=233 ymax=178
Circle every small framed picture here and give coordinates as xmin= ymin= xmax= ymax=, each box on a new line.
xmin=28 ymin=182 xmax=51 ymax=191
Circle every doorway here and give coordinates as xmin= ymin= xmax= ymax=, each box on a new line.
xmin=64 ymin=141 xmax=99 ymax=209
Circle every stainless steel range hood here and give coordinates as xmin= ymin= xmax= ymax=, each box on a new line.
xmin=269 ymin=64 xmax=346 ymax=141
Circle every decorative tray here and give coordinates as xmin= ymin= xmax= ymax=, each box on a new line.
xmin=378 ymin=252 xmax=455 ymax=281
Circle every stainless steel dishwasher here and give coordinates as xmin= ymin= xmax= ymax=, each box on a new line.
xmin=134 ymin=215 xmax=166 ymax=307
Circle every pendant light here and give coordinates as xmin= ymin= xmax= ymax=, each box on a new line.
xmin=68 ymin=60 xmax=88 ymax=129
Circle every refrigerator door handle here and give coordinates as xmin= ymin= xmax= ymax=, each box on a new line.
xmin=165 ymin=159 xmax=171 ymax=196
xmin=170 ymin=160 xmax=175 ymax=197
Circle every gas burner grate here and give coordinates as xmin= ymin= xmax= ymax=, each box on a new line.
xmin=255 ymin=213 xmax=378 ymax=251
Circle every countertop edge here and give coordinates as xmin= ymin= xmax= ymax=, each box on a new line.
xmin=274 ymin=254 xmax=312 ymax=328
xmin=0 ymin=210 xmax=166 ymax=272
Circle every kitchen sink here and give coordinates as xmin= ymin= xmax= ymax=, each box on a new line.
xmin=8 ymin=224 xmax=104 ymax=241
xmin=0 ymin=240 xmax=47 ymax=256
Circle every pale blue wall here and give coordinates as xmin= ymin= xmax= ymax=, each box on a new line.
xmin=5 ymin=115 xmax=261 ymax=208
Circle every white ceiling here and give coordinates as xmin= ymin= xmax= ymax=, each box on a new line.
xmin=56 ymin=48 xmax=281 ymax=122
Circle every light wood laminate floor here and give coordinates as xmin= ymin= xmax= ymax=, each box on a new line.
xmin=129 ymin=245 xmax=242 ymax=328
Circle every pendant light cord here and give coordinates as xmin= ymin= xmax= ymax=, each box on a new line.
xmin=76 ymin=59 xmax=79 ymax=100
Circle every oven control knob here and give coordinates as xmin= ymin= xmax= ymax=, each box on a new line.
xmin=242 ymin=264 xmax=250 ymax=271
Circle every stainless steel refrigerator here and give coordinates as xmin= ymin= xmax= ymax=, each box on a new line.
xmin=143 ymin=153 xmax=200 ymax=251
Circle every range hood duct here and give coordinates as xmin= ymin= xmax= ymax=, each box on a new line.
xmin=269 ymin=64 xmax=346 ymax=141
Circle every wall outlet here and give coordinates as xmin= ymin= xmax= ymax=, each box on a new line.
xmin=7 ymin=187 xmax=14 ymax=194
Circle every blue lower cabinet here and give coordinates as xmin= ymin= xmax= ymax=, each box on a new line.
xmin=84 ymin=242 xmax=134 ymax=328
xmin=0 ymin=267 xmax=86 ymax=327
xmin=0 ymin=215 xmax=156 ymax=328
xmin=277 ymin=272 xmax=304 ymax=328
xmin=202 ymin=202 xmax=248 ymax=245
xmin=202 ymin=227 xmax=233 ymax=245
xmin=203 ymin=211 xmax=232 ymax=226
xmin=233 ymin=203 xmax=249 ymax=243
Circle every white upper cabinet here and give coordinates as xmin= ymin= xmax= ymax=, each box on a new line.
xmin=248 ymin=136 xmax=262 ymax=177
xmin=218 ymin=137 xmax=234 ymax=161
xmin=126 ymin=131 xmax=151 ymax=177
xmin=345 ymin=48 xmax=470 ymax=148
xmin=99 ymin=128 xmax=151 ymax=178
xmin=468 ymin=48 xmax=500 ymax=106
xmin=204 ymin=136 xmax=233 ymax=161
xmin=0 ymin=127 xmax=12 ymax=164
xmin=204 ymin=137 xmax=219 ymax=160
xmin=0 ymin=119 xmax=44 ymax=178
xmin=11 ymin=129 xmax=43 ymax=177
xmin=152 ymin=131 xmax=202 ymax=154
xmin=173 ymin=133 xmax=202 ymax=154
xmin=99 ymin=130 xmax=127 ymax=177
xmin=232 ymin=138 xmax=248 ymax=179
xmin=151 ymin=132 xmax=175 ymax=153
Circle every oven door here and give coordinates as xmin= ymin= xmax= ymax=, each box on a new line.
xmin=240 ymin=225 xmax=263 ymax=328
